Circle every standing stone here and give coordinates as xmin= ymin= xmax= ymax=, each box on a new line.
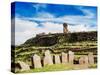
xmin=84 ymin=56 xmax=89 ymax=64
xmin=61 ymin=52 xmax=68 ymax=64
xmin=17 ymin=61 xmax=30 ymax=71
xmin=79 ymin=56 xmax=84 ymax=65
xmin=88 ymin=52 xmax=94 ymax=64
xmin=32 ymin=54 xmax=42 ymax=68
xmin=63 ymin=23 xmax=69 ymax=33
xmin=79 ymin=56 xmax=89 ymax=65
xmin=54 ymin=55 xmax=61 ymax=64
xmin=43 ymin=50 xmax=53 ymax=66
xmin=68 ymin=51 xmax=74 ymax=64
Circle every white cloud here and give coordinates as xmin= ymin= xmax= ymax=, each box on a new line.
xmin=14 ymin=7 xmax=97 ymax=45
xmin=35 ymin=11 xmax=55 ymax=19
xmin=69 ymin=24 xmax=96 ymax=32
xmin=32 ymin=3 xmax=47 ymax=12
xmin=15 ymin=18 xmax=39 ymax=45
xmin=14 ymin=17 xmax=96 ymax=45
xmin=25 ymin=7 xmax=97 ymax=27
xmin=15 ymin=18 xmax=39 ymax=32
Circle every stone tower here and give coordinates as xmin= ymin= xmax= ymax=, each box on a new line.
xmin=63 ymin=23 xmax=68 ymax=33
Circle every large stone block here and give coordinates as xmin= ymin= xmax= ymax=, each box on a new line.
xmin=61 ymin=52 xmax=68 ymax=64
xmin=17 ymin=61 xmax=30 ymax=71
xmin=84 ymin=56 xmax=89 ymax=64
xmin=43 ymin=50 xmax=53 ymax=66
xmin=68 ymin=51 xmax=74 ymax=64
xmin=32 ymin=54 xmax=42 ymax=68
xmin=88 ymin=52 xmax=94 ymax=64
xmin=54 ymin=55 xmax=61 ymax=64
xmin=79 ymin=56 xmax=89 ymax=65
xmin=79 ymin=56 xmax=84 ymax=65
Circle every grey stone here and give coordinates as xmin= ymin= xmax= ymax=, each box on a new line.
xmin=79 ymin=56 xmax=89 ymax=65
xmin=43 ymin=50 xmax=53 ymax=66
xmin=61 ymin=52 xmax=68 ymax=64
xmin=84 ymin=56 xmax=89 ymax=64
xmin=79 ymin=56 xmax=84 ymax=65
xmin=54 ymin=55 xmax=61 ymax=64
xmin=68 ymin=51 xmax=74 ymax=64
xmin=88 ymin=52 xmax=94 ymax=64
xmin=17 ymin=61 xmax=30 ymax=71
xmin=32 ymin=54 xmax=42 ymax=68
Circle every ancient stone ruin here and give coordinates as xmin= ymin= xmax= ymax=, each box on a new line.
xmin=88 ymin=52 xmax=94 ymax=64
xmin=17 ymin=50 xmax=95 ymax=70
xmin=54 ymin=55 xmax=61 ymax=64
xmin=31 ymin=54 xmax=42 ymax=68
xmin=43 ymin=50 xmax=53 ymax=66
xmin=17 ymin=61 xmax=30 ymax=71
xmin=63 ymin=23 xmax=69 ymax=33
xmin=68 ymin=51 xmax=74 ymax=64
xmin=61 ymin=52 xmax=68 ymax=64
xmin=30 ymin=50 xmax=95 ymax=69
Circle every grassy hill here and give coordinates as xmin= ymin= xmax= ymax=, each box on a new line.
xmin=22 ymin=31 xmax=97 ymax=47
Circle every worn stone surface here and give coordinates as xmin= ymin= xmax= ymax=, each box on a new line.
xmin=63 ymin=23 xmax=69 ymax=33
xmin=32 ymin=54 xmax=42 ymax=68
xmin=61 ymin=52 xmax=68 ymax=64
xmin=54 ymin=55 xmax=61 ymax=64
xmin=17 ymin=61 xmax=30 ymax=71
xmin=88 ymin=52 xmax=94 ymax=64
xmin=84 ymin=56 xmax=89 ymax=64
xmin=68 ymin=51 xmax=74 ymax=64
xmin=79 ymin=56 xmax=89 ymax=65
xmin=43 ymin=50 xmax=53 ymax=66
xmin=79 ymin=56 xmax=84 ymax=65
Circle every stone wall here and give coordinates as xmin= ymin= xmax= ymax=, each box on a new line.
xmin=31 ymin=50 xmax=95 ymax=69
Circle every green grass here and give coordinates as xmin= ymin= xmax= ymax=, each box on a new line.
xmin=15 ymin=63 xmax=97 ymax=73
xmin=16 ymin=64 xmax=74 ymax=73
xmin=88 ymin=64 xmax=97 ymax=68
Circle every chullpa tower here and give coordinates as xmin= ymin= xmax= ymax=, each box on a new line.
xmin=63 ymin=23 xmax=69 ymax=33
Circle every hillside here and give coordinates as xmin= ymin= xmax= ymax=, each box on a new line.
xmin=13 ymin=31 xmax=97 ymax=62
xmin=22 ymin=31 xmax=97 ymax=47
xmin=11 ymin=31 xmax=97 ymax=73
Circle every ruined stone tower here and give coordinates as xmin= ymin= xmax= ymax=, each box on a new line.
xmin=63 ymin=23 xmax=68 ymax=33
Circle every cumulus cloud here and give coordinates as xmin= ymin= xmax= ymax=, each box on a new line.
xmin=24 ymin=7 xmax=97 ymax=28
xmin=14 ymin=16 xmax=97 ymax=45
xmin=14 ymin=6 xmax=97 ymax=45
xmin=14 ymin=18 xmax=38 ymax=45
xmin=14 ymin=18 xmax=62 ymax=45
xmin=32 ymin=3 xmax=47 ymax=12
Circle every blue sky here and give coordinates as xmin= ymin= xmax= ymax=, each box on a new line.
xmin=11 ymin=2 xmax=97 ymax=45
